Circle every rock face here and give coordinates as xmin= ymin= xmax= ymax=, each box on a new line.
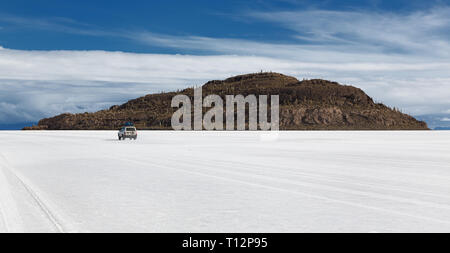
xmin=25 ymin=72 xmax=428 ymax=130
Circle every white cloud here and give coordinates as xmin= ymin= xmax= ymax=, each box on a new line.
xmin=133 ymin=32 xmax=442 ymax=63
xmin=0 ymin=79 xmax=159 ymax=123
xmin=0 ymin=14 xmax=111 ymax=37
xmin=134 ymin=7 xmax=450 ymax=61
xmin=441 ymin=117 xmax=450 ymax=122
xmin=246 ymin=7 xmax=450 ymax=58
xmin=0 ymin=47 xmax=307 ymax=83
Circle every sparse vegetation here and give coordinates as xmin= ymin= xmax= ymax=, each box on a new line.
xmin=24 ymin=72 xmax=429 ymax=130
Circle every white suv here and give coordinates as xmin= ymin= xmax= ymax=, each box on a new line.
xmin=118 ymin=126 xmax=137 ymax=140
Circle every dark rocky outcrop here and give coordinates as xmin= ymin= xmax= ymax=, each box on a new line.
xmin=24 ymin=72 xmax=428 ymax=130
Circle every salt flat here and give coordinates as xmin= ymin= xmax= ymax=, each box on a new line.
xmin=0 ymin=130 xmax=450 ymax=232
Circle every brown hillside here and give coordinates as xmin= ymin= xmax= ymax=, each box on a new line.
xmin=25 ymin=72 xmax=428 ymax=130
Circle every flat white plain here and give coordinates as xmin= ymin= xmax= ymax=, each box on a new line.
xmin=0 ymin=131 xmax=450 ymax=232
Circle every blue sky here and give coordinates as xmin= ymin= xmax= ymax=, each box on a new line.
xmin=1 ymin=0 xmax=446 ymax=52
xmin=1 ymin=0 xmax=450 ymax=128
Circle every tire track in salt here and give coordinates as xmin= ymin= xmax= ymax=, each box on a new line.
xmin=109 ymin=154 xmax=450 ymax=227
xmin=0 ymin=156 xmax=24 ymax=232
xmin=0 ymin=153 xmax=71 ymax=233
xmin=166 ymin=155 xmax=450 ymax=213
xmin=190 ymin=156 xmax=450 ymax=201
